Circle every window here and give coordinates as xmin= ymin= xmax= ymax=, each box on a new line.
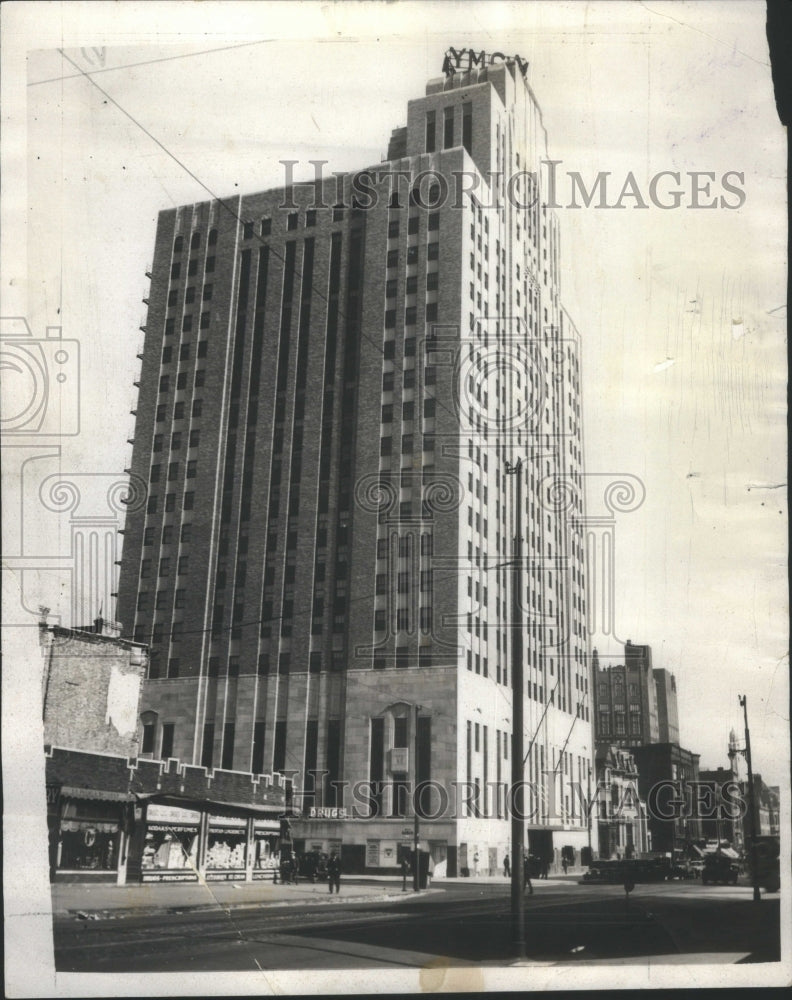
xmin=443 ymin=106 xmax=454 ymax=148
xmin=185 ymin=287 xmax=195 ymax=305
xmin=462 ymin=101 xmax=472 ymax=154
xmin=387 ymin=249 xmax=398 ymax=268
xmin=188 ymin=259 xmax=198 ymax=277
xmin=173 ymin=235 xmax=183 ymax=254
xmin=200 ymin=312 xmax=210 ymax=329
xmin=182 ymin=314 xmax=192 ymax=333
xmin=186 ymin=460 xmax=197 ymax=478
xmin=405 ymin=306 xmax=417 ymax=326
xmin=428 ymin=212 xmax=440 ymax=231
xmin=427 ymin=242 xmax=439 ymax=261
xmin=170 ymin=262 xmax=181 ymax=280
xmin=159 ymin=558 xmax=170 ymax=577
xmin=161 ymin=722 xmax=176 ymax=758
xmin=142 ymin=723 xmax=155 ymax=754
xmin=425 ymin=110 xmax=436 ymax=152
xmin=190 ymin=231 xmax=201 ymax=250
xmin=385 ymin=309 xmax=396 ymax=329
xmin=426 ymin=271 xmax=438 ymax=291
xmin=201 ymin=724 xmax=214 ymax=769
xmin=287 ymin=212 xmax=298 ymax=231
xmin=205 ymin=256 xmax=215 ymax=273
xmin=386 ymin=278 xmax=397 ymax=298
xmin=426 ymin=302 xmax=438 ymax=321
xmin=407 ymin=246 xmax=418 ymax=264
xmin=243 ymin=221 xmax=254 ymax=239
xmin=192 ymin=399 xmax=203 ymax=418
xmin=273 ymin=721 xmax=287 ymax=773
xmin=408 ymin=215 xmax=419 ymax=235
xmin=197 ymin=340 xmax=208 ymax=358
xmin=388 ymin=219 xmax=400 ymax=238
xmin=203 ymin=283 xmax=213 ymax=301
xmin=260 ymin=218 xmax=271 ymax=236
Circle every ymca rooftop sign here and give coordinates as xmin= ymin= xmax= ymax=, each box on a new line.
xmin=443 ymin=47 xmax=529 ymax=78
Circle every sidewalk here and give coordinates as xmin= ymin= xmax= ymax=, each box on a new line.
xmin=52 ymin=871 xmax=582 ymax=919
xmin=51 ymin=878 xmax=420 ymax=919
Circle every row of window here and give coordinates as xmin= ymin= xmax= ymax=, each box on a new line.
xmin=165 ymin=315 xmax=211 ymax=336
xmin=424 ymin=101 xmax=472 ymax=155
xmin=173 ymin=229 xmax=218 ymax=254
xmin=386 ymin=242 xmax=438 ymax=268
xmin=167 ymin=284 xmax=212 ymax=308
xmin=385 ymin=303 xmax=438 ymax=327
xmin=170 ymin=257 xmax=215 ymax=280
xmin=152 ymin=429 xmax=200 ymax=452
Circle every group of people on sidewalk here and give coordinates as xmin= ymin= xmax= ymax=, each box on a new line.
xmin=277 ymin=851 xmax=342 ymax=892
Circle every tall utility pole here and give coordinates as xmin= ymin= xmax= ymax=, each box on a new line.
xmin=413 ymin=703 xmax=421 ymax=893
xmin=505 ymin=458 xmax=526 ymax=960
xmin=739 ymin=695 xmax=761 ymax=902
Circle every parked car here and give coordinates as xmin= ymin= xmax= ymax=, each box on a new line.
xmin=701 ymin=853 xmax=739 ymax=885
xmin=751 ymin=836 xmax=780 ymax=893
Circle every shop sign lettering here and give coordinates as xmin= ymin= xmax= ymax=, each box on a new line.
xmin=308 ymin=806 xmax=348 ymax=819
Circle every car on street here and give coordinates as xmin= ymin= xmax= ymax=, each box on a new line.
xmin=701 ymin=853 xmax=739 ymax=885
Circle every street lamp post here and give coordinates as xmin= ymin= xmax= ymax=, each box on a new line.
xmin=739 ymin=695 xmax=761 ymax=902
xmin=413 ymin=702 xmax=421 ymax=893
xmin=505 ymin=458 xmax=526 ymax=960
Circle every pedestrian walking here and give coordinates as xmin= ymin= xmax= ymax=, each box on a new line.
xmin=523 ymin=855 xmax=534 ymax=895
xmin=540 ymin=856 xmax=549 ymax=879
xmin=562 ymin=856 xmax=568 ymax=876
xmin=327 ymin=852 xmax=341 ymax=894
xmin=473 ymin=852 xmax=480 ymax=876
xmin=291 ymin=851 xmax=299 ymax=884
xmin=400 ymin=856 xmax=410 ymax=892
xmin=503 ymin=854 xmax=511 ymax=878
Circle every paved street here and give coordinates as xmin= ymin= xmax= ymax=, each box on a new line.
xmin=52 ymin=878 xmax=781 ymax=971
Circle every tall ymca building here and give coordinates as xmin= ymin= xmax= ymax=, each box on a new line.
xmin=117 ymin=55 xmax=593 ymax=876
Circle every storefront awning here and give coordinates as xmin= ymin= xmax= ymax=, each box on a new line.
xmin=134 ymin=792 xmax=282 ymax=818
xmin=61 ymin=786 xmax=134 ymax=803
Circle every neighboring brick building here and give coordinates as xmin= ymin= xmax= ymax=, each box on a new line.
xmin=40 ymin=614 xmax=148 ymax=756
xmin=593 ymin=642 xmax=680 ymax=749
xmin=653 ymin=669 xmax=679 ymax=744
xmin=594 ymin=642 xmax=659 ymax=745
xmin=40 ymin=613 xmax=284 ymax=883
xmin=631 ymin=743 xmax=702 ymax=855
xmin=595 ymin=744 xmax=650 ymax=859
xmin=116 ymin=58 xmax=594 ymax=876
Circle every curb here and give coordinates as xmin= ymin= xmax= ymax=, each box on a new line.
xmin=55 ymin=887 xmax=444 ymax=921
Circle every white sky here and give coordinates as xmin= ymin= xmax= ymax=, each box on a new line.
xmin=5 ymin=1 xmax=788 ymax=785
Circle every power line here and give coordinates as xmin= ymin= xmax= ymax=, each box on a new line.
xmin=30 ymin=41 xmax=276 ymax=87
